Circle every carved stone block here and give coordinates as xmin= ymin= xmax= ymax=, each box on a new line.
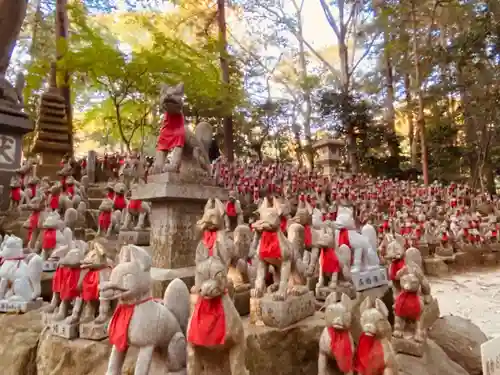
xmin=51 ymin=321 xmax=79 ymax=339
xmin=133 ymin=177 xmax=228 ymax=270
xmin=419 ymin=244 xmax=430 ymax=257
xmin=453 ymin=251 xmax=475 ymax=267
xmin=41 ymin=311 xmax=53 ymax=325
xmin=79 ymin=320 xmax=108 ymax=340
xmin=316 ymin=283 xmax=356 ymax=302
xmin=259 ymin=291 xmax=316 ymax=329
xmin=0 ymin=297 xmax=43 ymax=313
xmin=392 ymin=336 xmax=425 ymax=357
xmin=423 ymin=258 xmax=448 ymax=276
xmin=351 ymin=267 xmax=389 ymax=291
xmin=118 ymin=230 xmax=150 ymax=246
xmin=43 ymin=260 xmax=58 ymax=272
xmin=481 ymin=252 xmax=497 ymax=265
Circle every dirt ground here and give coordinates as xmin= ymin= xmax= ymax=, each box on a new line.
xmin=430 ymin=267 xmax=500 ymax=337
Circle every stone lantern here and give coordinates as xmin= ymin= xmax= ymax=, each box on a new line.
xmin=313 ymin=137 xmax=344 ymax=175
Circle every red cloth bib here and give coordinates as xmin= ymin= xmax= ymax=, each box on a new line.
xmin=42 ymin=228 xmax=57 ymax=249
xmin=114 ymin=195 xmax=127 ymax=210
xmin=259 ymin=231 xmax=281 ymax=259
xmin=280 ymin=216 xmax=287 ymax=233
xmin=107 ymin=191 xmax=115 ymax=200
xmin=320 ymin=248 xmax=340 ymax=274
xmin=59 ymin=267 xmax=81 ymax=301
xmin=98 ymin=211 xmax=112 ymax=230
xmin=82 ymin=270 xmax=100 ymax=302
xmin=304 ymin=224 xmax=312 ymax=248
xmin=354 ymin=333 xmax=385 ymax=375
xmin=394 ymin=290 xmax=421 ymax=320
xmin=29 ymin=211 xmax=40 ymax=230
xmin=389 ymin=258 xmax=405 ymax=281
xmin=156 ymin=112 xmax=186 ymax=151
xmin=203 ymin=231 xmax=217 ymax=256
xmin=338 ymin=228 xmax=351 ymax=248
xmin=328 ymin=327 xmax=353 ymax=372
xmin=66 ymin=185 xmax=75 ymax=197
xmin=49 ymin=194 xmax=59 ymax=210
xmin=52 ymin=267 xmax=64 ymax=293
xmin=29 ymin=184 xmax=36 ymax=198
xmin=109 ymin=297 xmax=153 ymax=352
xmin=128 ymin=199 xmax=141 ymax=211
xmin=10 ymin=187 xmax=21 ymax=202
xmin=187 ymin=295 xmax=226 ymax=347
xmin=226 ymin=201 xmax=237 ymax=217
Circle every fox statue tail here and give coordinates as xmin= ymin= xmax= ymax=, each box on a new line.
xmin=163 ymin=278 xmax=190 ymax=334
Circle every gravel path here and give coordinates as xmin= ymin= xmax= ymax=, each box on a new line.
xmin=430 ymin=268 xmax=500 ymax=337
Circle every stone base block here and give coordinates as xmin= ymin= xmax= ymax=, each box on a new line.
xmin=418 ymin=244 xmax=430 ymax=257
xmin=481 ymin=252 xmax=497 ymax=265
xmin=79 ymin=320 xmax=108 ymax=340
xmin=51 ymin=321 xmax=79 ymax=339
xmin=315 ymin=286 xmax=334 ymax=301
xmin=423 ymin=258 xmax=448 ymax=276
xmin=351 ymin=267 xmax=388 ymax=291
xmin=453 ymin=251 xmax=475 ymax=267
xmin=41 ymin=311 xmax=53 ymax=325
xmin=392 ymin=336 xmax=425 ymax=357
xmin=233 ymin=288 xmax=250 ymax=316
xmin=118 ymin=230 xmax=150 ymax=246
xmin=259 ymin=291 xmax=316 ymax=329
xmin=43 ymin=260 xmax=58 ymax=272
xmin=0 ymin=297 xmax=43 ymax=313
xmin=422 ymin=297 xmax=440 ymax=329
xmin=490 ymin=243 xmax=500 ymax=252
xmin=435 ymin=254 xmax=455 ymax=264
xmin=315 ymin=283 xmax=356 ymax=302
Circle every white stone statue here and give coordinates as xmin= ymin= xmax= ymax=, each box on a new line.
xmin=334 ymin=206 xmax=380 ymax=272
xmin=40 ymin=212 xmax=73 ymax=261
xmin=0 ymin=235 xmax=43 ymax=303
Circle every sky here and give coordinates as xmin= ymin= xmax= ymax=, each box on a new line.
xmin=302 ymin=1 xmax=336 ymax=49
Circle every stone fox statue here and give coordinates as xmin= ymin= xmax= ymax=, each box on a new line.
xmin=153 ymin=82 xmax=213 ymax=174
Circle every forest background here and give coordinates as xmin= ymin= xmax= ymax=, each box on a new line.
xmin=8 ymin=0 xmax=500 ymax=191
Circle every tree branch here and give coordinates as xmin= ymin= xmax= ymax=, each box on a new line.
xmin=318 ymin=0 xmax=341 ymax=38
xmin=349 ymin=32 xmax=381 ymax=79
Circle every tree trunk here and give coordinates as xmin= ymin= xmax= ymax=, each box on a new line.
xmin=55 ymin=0 xmax=73 ymax=156
xmin=217 ymin=0 xmax=234 ymax=162
xmin=404 ymin=73 xmax=417 ymax=167
xmin=411 ymin=0 xmax=429 ymax=184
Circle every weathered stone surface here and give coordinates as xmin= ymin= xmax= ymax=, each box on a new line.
xmin=429 ymin=315 xmax=487 ymax=375
xmin=150 ymin=266 xmax=195 ymax=298
xmin=134 ymin=174 xmax=227 ymax=270
xmin=259 ymin=292 xmax=316 ymax=329
xmin=423 ymin=257 xmax=449 ymax=276
xmin=36 ymin=329 xmax=137 ymax=375
xmin=0 ymin=310 xmax=41 ymax=375
xmin=397 ymin=339 xmax=469 ymax=375
xmin=244 ymin=313 xmax=324 ymax=375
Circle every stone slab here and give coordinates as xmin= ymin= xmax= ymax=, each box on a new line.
xmin=150 ymin=266 xmax=195 ymax=298
xmin=259 ymin=291 xmax=316 ymax=329
xmin=43 ymin=260 xmax=58 ymax=272
xmin=79 ymin=321 xmax=108 ymax=340
xmin=118 ymin=230 xmax=150 ymax=246
xmin=133 ymin=174 xmax=227 ymax=202
xmin=392 ymin=336 xmax=425 ymax=357
xmin=453 ymin=251 xmax=475 ymax=267
xmin=0 ymin=297 xmax=43 ymax=313
xmin=51 ymin=321 xmax=79 ymax=339
xmin=351 ymin=266 xmax=389 ymax=291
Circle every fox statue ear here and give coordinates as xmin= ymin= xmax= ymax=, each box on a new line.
xmin=360 ymin=296 xmax=373 ymax=315
xmin=174 ymin=82 xmax=184 ymax=95
xmin=375 ymin=298 xmax=389 ymax=318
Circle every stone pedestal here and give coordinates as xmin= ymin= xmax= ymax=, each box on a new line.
xmin=312 ymin=138 xmax=344 ymax=176
xmin=134 ymin=172 xmax=227 ymax=295
xmin=0 ymin=107 xmax=33 ymax=210
xmin=79 ymin=320 xmax=108 ymax=340
xmin=118 ymin=230 xmax=150 ymax=246
xmin=257 ymin=292 xmax=316 ymax=329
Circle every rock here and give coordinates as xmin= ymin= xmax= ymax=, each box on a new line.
xmin=36 ymin=329 xmax=138 ymax=375
xmin=429 ymin=315 xmax=487 ymax=375
xmin=245 ymin=313 xmax=323 ymax=375
xmin=423 ymin=258 xmax=449 ymax=276
xmin=397 ymin=339 xmax=469 ymax=375
xmin=0 ymin=310 xmax=42 ymax=375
